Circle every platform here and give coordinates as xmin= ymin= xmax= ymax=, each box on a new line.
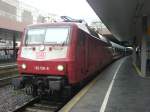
xmin=60 ymin=56 xmax=150 ymax=112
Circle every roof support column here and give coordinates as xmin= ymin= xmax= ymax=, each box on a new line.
xmin=139 ymin=16 xmax=150 ymax=76
xmin=134 ymin=17 xmax=142 ymax=68
xmin=13 ymin=32 xmax=17 ymax=60
xmin=132 ymin=46 xmax=136 ymax=64
xmin=141 ymin=36 xmax=147 ymax=75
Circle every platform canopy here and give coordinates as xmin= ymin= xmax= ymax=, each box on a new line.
xmin=87 ymin=0 xmax=150 ymax=42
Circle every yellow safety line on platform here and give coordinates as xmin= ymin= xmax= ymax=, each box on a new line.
xmin=59 ymin=76 xmax=99 ymax=112
xmin=60 ymin=58 xmax=125 ymax=112
xmin=132 ymin=63 xmax=145 ymax=78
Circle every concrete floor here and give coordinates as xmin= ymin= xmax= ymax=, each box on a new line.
xmin=70 ymin=56 xmax=150 ymax=112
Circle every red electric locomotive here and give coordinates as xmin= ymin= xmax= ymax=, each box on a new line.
xmin=15 ymin=22 xmax=114 ymax=96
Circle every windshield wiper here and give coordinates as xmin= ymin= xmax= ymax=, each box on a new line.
xmin=44 ymin=42 xmax=57 ymax=44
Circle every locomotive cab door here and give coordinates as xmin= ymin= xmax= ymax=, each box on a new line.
xmin=84 ymin=34 xmax=89 ymax=75
xmin=76 ymin=30 xmax=88 ymax=81
xmin=80 ymin=31 xmax=89 ymax=76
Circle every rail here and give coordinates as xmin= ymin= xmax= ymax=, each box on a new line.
xmin=0 ymin=63 xmax=17 ymax=69
xmin=0 ymin=75 xmax=18 ymax=87
xmin=0 ymin=63 xmax=17 ymax=74
xmin=0 ymin=63 xmax=18 ymax=86
xmin=13 ymin=98 xmax=64 ymax=112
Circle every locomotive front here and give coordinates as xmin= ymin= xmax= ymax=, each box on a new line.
xmin=16 ymin=24 xmax=73 ymax=96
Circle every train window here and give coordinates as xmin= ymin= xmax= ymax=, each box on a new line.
xmin=25 ymin=27 xmax=70 ymax=45
xmin=26 ymin=29 xmax=45 ymax=45
xmin=45 ymin=28 xmax=69 ymax=45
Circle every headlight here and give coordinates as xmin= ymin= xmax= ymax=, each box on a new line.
xmin=21 ymin=63 xmax=27 ymax=69
xmin=57 ymin=65 xmax=64 ymax=71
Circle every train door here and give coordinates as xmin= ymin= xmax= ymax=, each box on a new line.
xmin=75 ymin=30 xmax=86 ymax=81
xmin=84 ymin=34 xmax=89 ymax=75
xmin=80 ymin=31 xmax=87 ymax=77
xmin=76 ymin=30 xmax=89 ymax=81
xmin=81 ymin=31 xmax=90 ymax=78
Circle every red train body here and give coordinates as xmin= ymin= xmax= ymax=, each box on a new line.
xmin=16 ymin=22 xmax=117 ymax=95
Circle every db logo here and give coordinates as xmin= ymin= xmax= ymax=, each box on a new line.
xmin=36 ymin=52 xmax=46 ymax=59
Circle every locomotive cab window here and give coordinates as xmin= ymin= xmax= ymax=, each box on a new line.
xmin=26 ymin=29 xmax=45 ymax=45
xmin=25 ymin=27 xmax=70 ymax=45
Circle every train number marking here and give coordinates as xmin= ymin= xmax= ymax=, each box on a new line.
xmin=34 ymin=66 xmax=49 ymax=71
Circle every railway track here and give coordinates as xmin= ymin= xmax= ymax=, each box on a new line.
xmin=0 ymin=75 xmax=18 ymax=86
xmin=13 ymin=97 xmax=65 ymax=112
xmin=0 ymin=63 xmax=98 ymax=112
xmin=0 ymin=63 xmax=67 ymax=112
xmin=0 ymin=63 xmax=18 ymax=86
xmin=0 ymin=63 xmax=17 ymax=69
xmin=0 ymin=64 xmax=18 ymax=79
xmin=0 ymin=63 xmax=18 ymax=78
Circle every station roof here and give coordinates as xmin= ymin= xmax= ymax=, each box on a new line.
xmin=87 ymin=0 xmax=150 ymax=42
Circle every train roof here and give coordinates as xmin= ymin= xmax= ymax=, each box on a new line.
xmin=27 ymin=22 xmax=108 ymax=44
xmin=98 ymin=34 xmax=109 ymax=43
xmin=28 ymin=22 xmax=78 ymax=27
xmin=110 ymin=41 xmax=125 ymax=49
xmin=28 ymin=22 xmax=86 ymax=29
xmin=27 ymin=22 xmax=95 ymax=36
